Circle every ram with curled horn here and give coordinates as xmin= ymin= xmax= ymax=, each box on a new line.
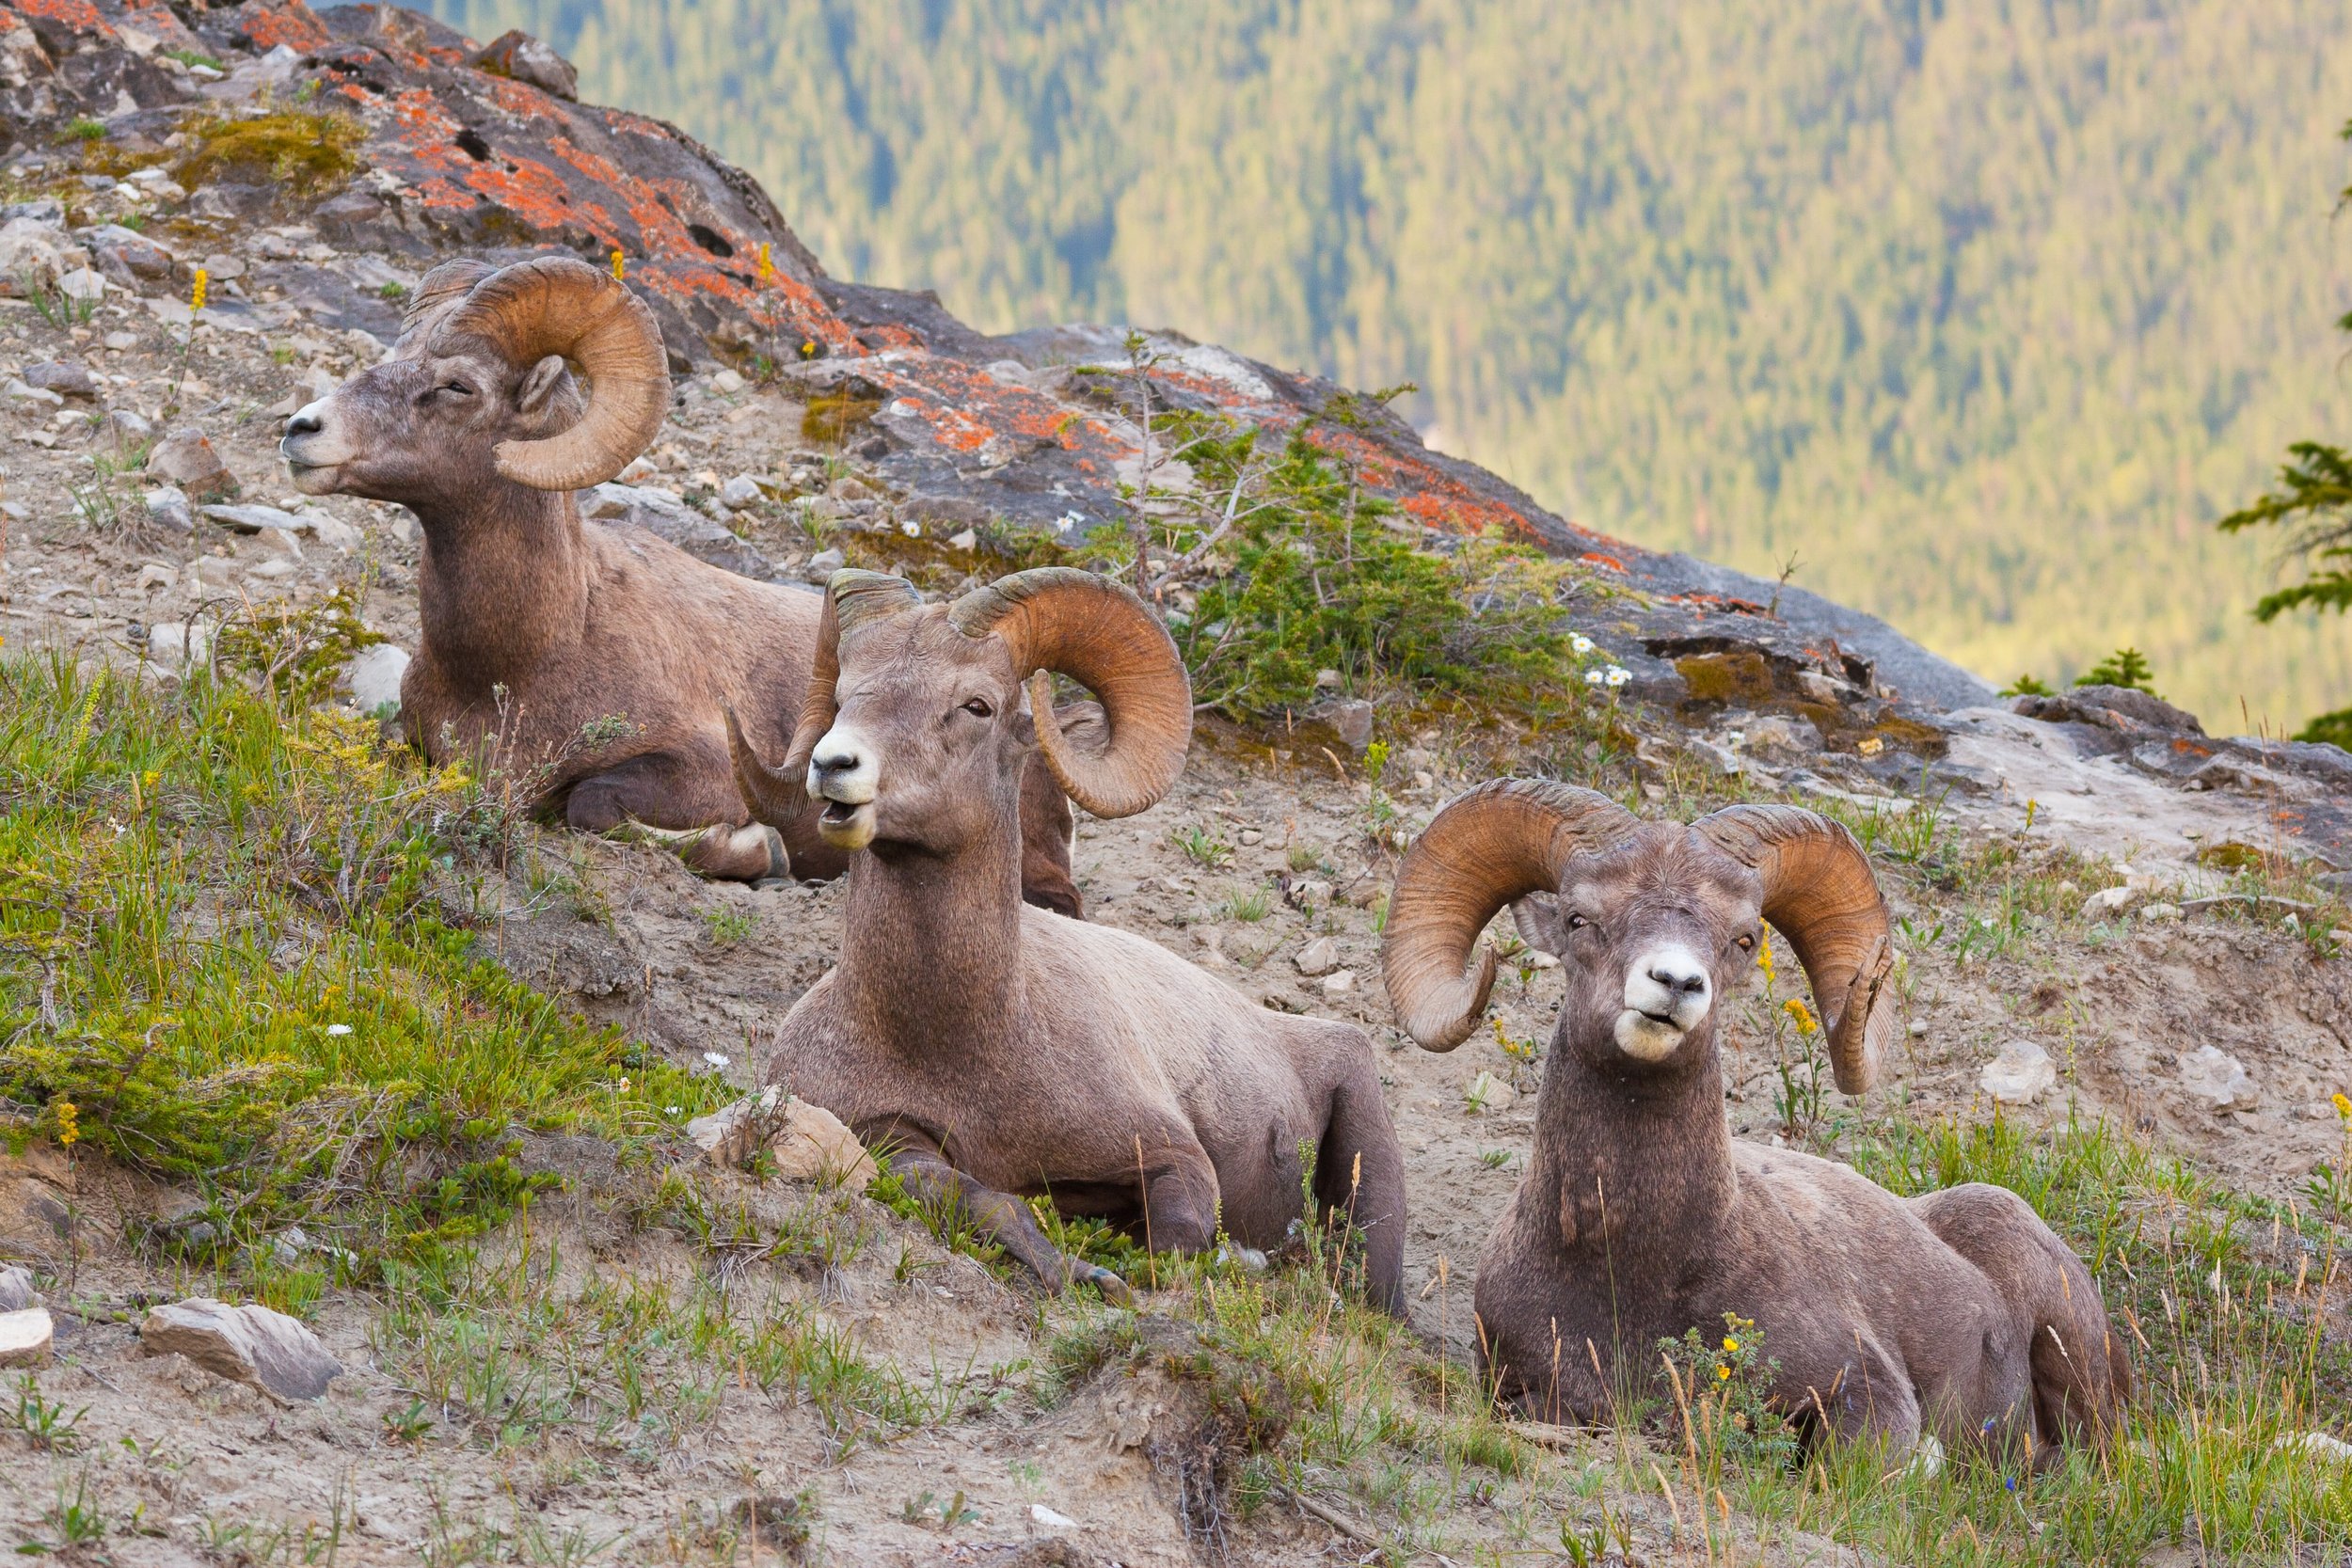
xmin=727 ymin=565 xmax=1408 ymax=1311
xmin=277 ymin=253 xmax=1084 ymax=908
xmin=1382 ymin=781 xmax=2129 ymax=1463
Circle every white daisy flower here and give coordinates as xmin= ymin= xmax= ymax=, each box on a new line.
xmin=703 ymin=1051 xmax=731 ymax=1069
xmin=1570 ymin=634 xmax=1595 ymax=655
xmin=325 ymin=1023 xmax=352 ymax=1037
xmin=1585 ymin=670 xmax=1605 ymax=686
xmin=1605 ymin=666 xmax=1631 ymax=688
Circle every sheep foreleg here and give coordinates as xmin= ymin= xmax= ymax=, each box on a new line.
xmin=880 ymin=1133 xmax=1134 ymax=1306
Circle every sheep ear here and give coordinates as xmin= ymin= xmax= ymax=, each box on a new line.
xmin=516 ymin=354 xmax=569 ymax=414
xmin=1511 ymin=894 xmax=1566 ymax=955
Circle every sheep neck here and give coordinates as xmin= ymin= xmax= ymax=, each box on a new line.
xmin=1528 ymin=1034 xmax=1738 ymax=1287
xmin=410 ymin=483 xmax=588 ymax=682
xmin=833 ymin=818 xmax=1026 ymax=1058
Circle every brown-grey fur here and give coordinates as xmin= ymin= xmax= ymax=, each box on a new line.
xmin=736 ymin=571 xmax=1407 ymax=1311
xmin=278 ymin=255 xmax=1082 ymax=909
xmin=1393 ymin=799 xmax=2127 ymax=1462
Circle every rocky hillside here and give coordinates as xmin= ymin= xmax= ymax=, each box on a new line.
xmin=0 ymin=5 xmax=2350 ymax=1564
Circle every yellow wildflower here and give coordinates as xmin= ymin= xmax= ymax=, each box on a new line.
xmin=191 ymin=267 xmax=207 ymax=311
xmin=1783 ymin=997 xmax=1819 ymax=1037
xmin=611 ymin=249 xmax=626 ymax=280
xmin=757 ymin=241 xmax=772 ymax=280
xmin=1723 ymin=1336 xmax=1740 ymax=1354
xmin=54 ymin=1101 xmax=77 ymax=1148
xmin=2334 ymin=1092 xmax=2351 ymax=1120
xmin=1715 ymin=1364 xmax=1731 ymax=1382
xmin=1756 ymin=932 xmax=1775 ymax=983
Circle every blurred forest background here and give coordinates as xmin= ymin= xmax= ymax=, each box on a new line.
xmin=421 ymin=0 xmax=2352 ymax=731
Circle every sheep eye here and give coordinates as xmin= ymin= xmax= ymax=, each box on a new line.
xmin=961 ymin=698 xmax=993 ymax=718
xmin=1736 ymin=933 xmax=1756 ymax=951
xmin=1565 ymin=913 xmax=1590 ymax=932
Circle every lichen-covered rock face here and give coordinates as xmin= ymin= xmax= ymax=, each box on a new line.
xmin=0 ymin=0 xmax=1626 ymax=552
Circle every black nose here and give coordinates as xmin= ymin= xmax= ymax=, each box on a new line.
xmin=1649 ymin=965 xmax=1708 ymax=997
xmin=283 ymin=409 xmax=322 ymax=437
xmin=813 ymin=750 xmax=860 ymax=777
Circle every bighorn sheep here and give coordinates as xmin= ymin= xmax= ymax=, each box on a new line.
xmin=729 ymin=567 xmax=1407 ymax=1310
xmin=278 ymin=254 xmax=1082 ymax=910
xmin=1383 ymin=782 xmax=2128 ymax=1457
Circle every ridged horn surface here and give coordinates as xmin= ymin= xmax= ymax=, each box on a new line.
xmin=947 ymin=567 xmax=1191 ymax=819
xmin=786 ymin=570 xmax=924 ymax=783
xmin=439 ymin=256 xmax=669 ymax=492
xmin=1694 ymin=804 xmax=1895 ymax=1093
xmin=1382 ymin=780 xmax=1639 ymax=1050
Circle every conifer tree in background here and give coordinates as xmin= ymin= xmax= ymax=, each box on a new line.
xmin=2219 ymin=121 xmax=2352 ymax=751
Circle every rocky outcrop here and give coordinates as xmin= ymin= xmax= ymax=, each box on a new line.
xmin=8 ymin=0 xmax=2343 ymax=865
xmin=0 ymin=0 xmax=1974 ymax=672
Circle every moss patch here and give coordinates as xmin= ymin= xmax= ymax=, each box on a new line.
xmin=172 ymin=109 xmax=365 ymax=198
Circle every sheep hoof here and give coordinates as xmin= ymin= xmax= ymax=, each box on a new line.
xmin=1076 ymin=1264 xmax=1133 ymax=1307
xmin=1215 ymin=1243 xmax=1269 ymax=1273
xmin=1905 ymin=1433 xmax=1947 ymax=1478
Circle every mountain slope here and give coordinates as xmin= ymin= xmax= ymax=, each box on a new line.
xmin=424 ymin=0 xmax=2352 ymax=728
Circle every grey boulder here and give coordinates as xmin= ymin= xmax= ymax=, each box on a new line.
xmin=140 ymin=1298 xmax=342 ymax=1403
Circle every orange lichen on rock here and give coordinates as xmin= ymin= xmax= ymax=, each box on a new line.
xmin=236 ymin=0 xmax=332 ymax=53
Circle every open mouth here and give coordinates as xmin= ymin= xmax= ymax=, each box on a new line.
xmin=1613 ymin=1008 xmax=1688 ymax=1062
xmin=814 ymin=798 xmax=877 ymax=849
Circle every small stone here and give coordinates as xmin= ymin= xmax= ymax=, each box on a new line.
xmin=1979 ymin=1039 xmax=2056 ymax=1105
xmin=1238 ymin=830 xmax=1263 ymax=847
xmin=1030 ymin=1504 xmax=1079 ymax=1530
xmin=2083 ymin=886 xmax=2140 ymax=917
xmin=5 ymin=378 xmax=63 ymax=405
xmin=103 ymin=331 xmax=136 ymax=351
xmin=0 ymin=1265 xmax=39 ymax=1312
xmin=709 ymin=368 xmax=746 ymax=395
xmin=719 ymin=474 xmax=762 ymax=509
xmin=2285 ymin=1430 xmax=2352 ymax=1464
xmin=2178 ymin=1045 xmax=2256 ymax=1111
xmin=1329 ymin=698 xmax=1375 ymax=755
xmin=144 ymin=486 xmax=194 ymax=533
xmin=200 ymin=252 xmax=246 ymax=281
xmin=1295 ymin=936 xmax=1341 ymax=976
xmin=1284 ymin=878 xmax=1333 ymax=909
xmin=689 ymin=1088 xmax=876 ymax=1191
xmin=22 ymin=360 xmax=98 ymax=401
xmin=1463 ymin=1069 xmax=1513 ymax=1113
xmin=301 ymin=511 xmax=363 ymax=551
xmin=833 ymin=476 xmax=874 ymax=501
xmin=0 ymin=1307 xmax=52 ymax=1369
xmin=1314 ymin=669 xmax=1342 ymax=689
xmin=1907 ymin=1020 xmax=1930 ymax=1037
xmin=200 ymin=502 xmax=307 ymax=536
xmin=473 ymin=28 xmax=580 ymax=100
xmin=147 ymin=618 xmax=213 ymax=666
xmin=946 ymin=528 xmax=977 ymax=551
xmin=56 ymin=267 xmax=104 ymax=301
xmin=135 ymin=563 xmax=176 ymax=594
xmin=147 ymin=427 xmax=239 ymax=501
xmin=344 ymin=643 xmax=408 ymax=713
xmin=103 ymin=408 xmax=154 ymax=451
xmin=1321 ymin=969 xmax=1357 ymax=997
xmin=2139 ymin=902 xmax=2182 ymax=922
xmin=247 ymin=558 xmax=295 ymax=580
xmin=139 ymin=1298 xmax=342 ymax=1402
xmin=803 ymin=546 xmax=845 ymax=581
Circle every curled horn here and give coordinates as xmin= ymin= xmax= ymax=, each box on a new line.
xmin=947 ymin=568 xmax=1191 ymax=819
xmin=396 ymin=258 xmax=498 ymax=349
xmin=439 ymin=256 xmax=670 ymax=491
xmin=724 ymin=571 xmax=923 ymax=827
xmin=1383 ymin=780 xmax=1638 ymax=1051
xmin=1694 ymin=804 xmax=1895 ymax=1094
